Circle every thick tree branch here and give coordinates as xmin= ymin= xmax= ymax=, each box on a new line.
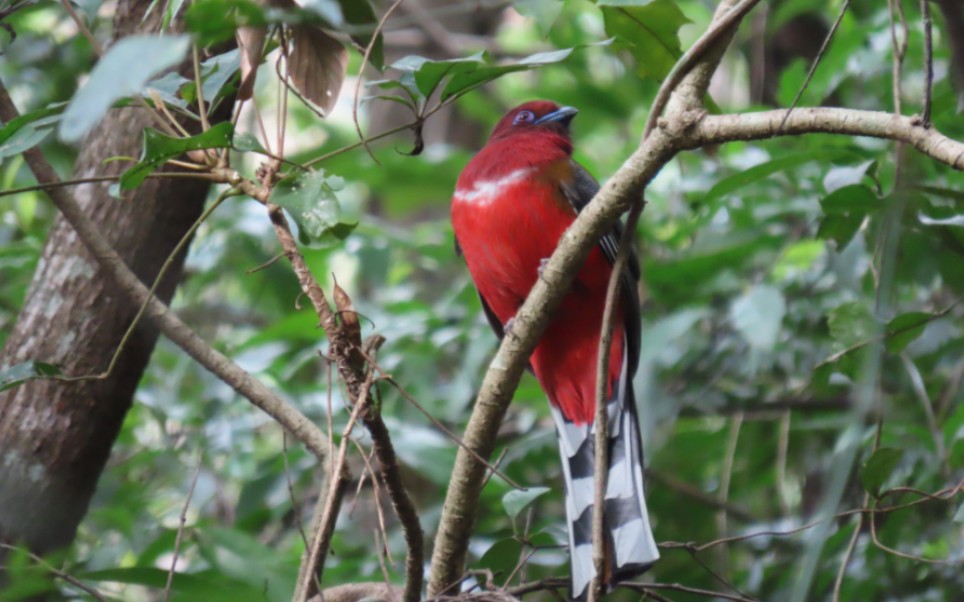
xmin=0 ymin=79 xmax=329 ymax=462
xmin=686 ymin=108 xmax=964 ymax=169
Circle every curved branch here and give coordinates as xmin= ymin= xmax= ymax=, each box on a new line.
xmin=687 ymin=108 xmax=964 ymax=169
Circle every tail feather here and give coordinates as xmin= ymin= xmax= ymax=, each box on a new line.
xmin=550 ymin=364 xmax=658 ymax=599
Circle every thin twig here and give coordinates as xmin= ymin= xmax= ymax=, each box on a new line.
xmin=374 ymin=528 xmax=399 ymax=602
xmin=620 ymin=580 xmax=756 ymax=602
xmin=352 ymin=0 xmax=406 ymax=165
xmin=659 ymin=480 xmax=964 ymax=553
xmin=0 ymin=544 xmax=108 ymax=601
xmin=868 ymin=494 xmax=964 ymax=564
xmin=589 ymin=199 xmax=643 ymax=600
xmin=899 ymin=353 xmax=946 ymax=473
xmin=646 ymin=470 xmax=757 ymax=522
xmin=831 ymin=510 xmax=863 ymax=602
xmin=192 ymin=44 xmax=211 ymax=132
xmin=775 ymin=410 xmax=791 ymax=516
xmin=350 ymin=438 xmax=396 ymax=568
xmin=683 ymin=545 xmax=755 ymax=601
xmin=381 ymin=374 xmax=523 ymax=490
xmin=919 ymin=0 xmax=933 ymax=125
xmin=46 ymin=187 xmax=236 ymax=385
xmin=0 ymin=172 xmax=222 ymax=199
xmin=164 ymin=451 xmax=203 ymax=602
xmin=295 ymin=370 xmax=374 ymax=602
xmin=282 ymin=433 xmax=310 ymax=549
xmin=148 ymin=89 xmax=192 ymax=138
xmin=715 ymin=412 xmax=743 ymax=578
xmin=59 ymin=0 xmax=103 ymax=55
xmin=781 ymin=0 xmax=851 ymax=127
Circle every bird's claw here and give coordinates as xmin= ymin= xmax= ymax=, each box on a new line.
xmin=503 ymin=317 xmax=516 ymax=335
xmin=537 ymin=257 xmax=550 ymax=280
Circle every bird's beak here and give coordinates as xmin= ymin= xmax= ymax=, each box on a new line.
xmin=534 ymin=106 xmax=578 ymax=126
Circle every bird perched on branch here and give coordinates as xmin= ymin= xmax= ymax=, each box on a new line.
xmin=451 ymin=100 xmax=658 ymax=598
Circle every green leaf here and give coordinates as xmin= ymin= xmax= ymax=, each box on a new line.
xmin=706 ymin=150 xmax=858 ymax=203
xmin=185 ymin=0 xmax=266 ymax=46
xmin=816 ymin=214 xmax=862 ymax=248
xmin=0 ymin=361 xmax=62 ymax=393
xmin=502 ymin=486 xmax=550 ymax=520
xmin=819 ymin=184 xmax=881 ymax=214
xmin=338 ymin=0 xmax=383 ymax=69
xmin=269 ymin=170 xmax=357 ymax=247
xmin=413 ymin=53 xmax=485 ymax=98
xmin=0 ymin=103 xmax=65 ymax=148
xmin=440 ymin=47 xmax=582 ymax=101
xmin=80 ymin=567 xmax=268 ymax=602
xmin=0 ymin=117 xmax=56 ymax=159
xmin=884 ymin=312 xmax=930 ymax=354
xmin=478 ymin=538 xmax=523 ymax=577
xmin=59 ymin=35 xmax=191 ymax=143
xmin=232 ymin=132 xmax=267 ymax=154
xmin=599 ymin=0 xmax=689 ymax=80
xmin=120 ymin=122 xmax=234 ymax=190
xmin=730 ymin=285 xmax=786 ymax=351
xmin=828 ymin=301 xmax=876 ymax=348
xmin=514 ymin=0 xmax=565 ymax=35
xmin=860 ymin=447 xmax=903 ymax=497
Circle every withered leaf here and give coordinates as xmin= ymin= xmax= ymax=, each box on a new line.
xmin=287 ymin=24 xmax=348 ymax=116
xmin=236 ymin=26 xmax=267 ymax=100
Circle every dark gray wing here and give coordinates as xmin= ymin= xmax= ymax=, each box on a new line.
xmin=561 ymin=161 xmax=642 ymax=377
xmin=455 ymin=235 xmax=506 ymax=340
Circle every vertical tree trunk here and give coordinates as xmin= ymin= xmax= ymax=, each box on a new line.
xmin=0 ymin=1 xmax=229 ymax=557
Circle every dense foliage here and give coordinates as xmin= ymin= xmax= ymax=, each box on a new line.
xmin=1 ymin=0 xmax=962 ymax=600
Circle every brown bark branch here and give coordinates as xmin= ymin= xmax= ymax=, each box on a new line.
xmin=686 ymin=108 xmax=964 ymax=168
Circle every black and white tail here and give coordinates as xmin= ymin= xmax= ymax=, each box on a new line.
xmin=550 ymin=360 xmax=658 ymax=599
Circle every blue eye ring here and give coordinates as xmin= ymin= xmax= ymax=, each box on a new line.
xmin=513 ymin=110 xmax=536 ymax=125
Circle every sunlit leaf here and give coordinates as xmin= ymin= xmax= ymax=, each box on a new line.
xmin=730 ymin=285 xmax=786 ymax=351
xmin=59 ymin=35 xmax=191 ymax=143
xmin=514 ymin=0 xmax=565 ymax=35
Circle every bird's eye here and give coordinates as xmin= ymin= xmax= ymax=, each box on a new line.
xmin=513 ymin=110 xmax=535 ymax=125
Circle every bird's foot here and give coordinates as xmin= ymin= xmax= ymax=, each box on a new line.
xmin=503 ymin=317 xmax=516 ymax=335
xmin=537 ymin=257 xmax=550 ymax=280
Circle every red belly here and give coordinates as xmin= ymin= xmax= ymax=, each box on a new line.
xmin=452 ymin=180 xmax=624 ymax=424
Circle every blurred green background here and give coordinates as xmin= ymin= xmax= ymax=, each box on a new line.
xmin=1 ymin=0 xmax=963 ymax=600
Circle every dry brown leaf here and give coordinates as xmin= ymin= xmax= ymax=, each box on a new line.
xmin=235 ymin=26 xmax=267 ymax=101
xmin=287 ymin=24 xmax=348 ymax=116
xmin=332 ymin=278 xmax=361 ymax=349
